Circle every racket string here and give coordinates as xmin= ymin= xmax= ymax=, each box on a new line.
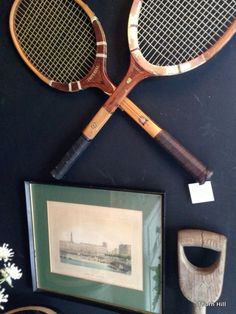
xmin=139 ymin=3 xmax=210 ymax=62
xmin=139 ymin=0 xmax=230 ymax=60
xmin=138 ymin=0 xmax=236 ymax=66
xmin=38 ymin=10 xmax=95 ymax=81
xmin=17 ymin=0 xmax=71 ymax=75
xmin=15 ymin=0 xmax=46 ymax=38
xmin=139 ymin=0 xmax=233 ymax=64
xmin=18 ymin=0 xmax=95 ymax=81
xmin=139 ymin=0 xmax=233 ymax=62
xmin=43 ymin=7 xmax=95 ymax=80
xmin=14 ymin=0 xmax=97 ymax=83
xmin=139 ymin=10 xmax=231 ymax=66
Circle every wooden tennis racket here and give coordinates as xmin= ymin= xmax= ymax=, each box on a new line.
xmin=50 ymin=0 xmax=235 ymax=181
xmin=10 ymin=0 xmax=218 ymax=182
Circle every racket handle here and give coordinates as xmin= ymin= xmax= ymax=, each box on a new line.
xmin=156 ymin=130 xmax=213 ymax=184
xmin=51 ymin=135 xmax=90 ymax=180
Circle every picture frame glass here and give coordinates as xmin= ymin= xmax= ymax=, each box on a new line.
xmin=25 ymin=183 xmax=164 ymax=314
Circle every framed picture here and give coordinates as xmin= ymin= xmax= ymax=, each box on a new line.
xmin=25 ymin=182 xmax=164 ymax=314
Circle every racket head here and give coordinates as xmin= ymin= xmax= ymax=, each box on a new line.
xmin=128 ymin=0 xmax=236 ymax=76
xmin=9 ymin=0 xmax=112 ymax=93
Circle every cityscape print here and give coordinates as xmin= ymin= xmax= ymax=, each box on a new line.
xmin=60 ymin=232 xmax=132 ymax=275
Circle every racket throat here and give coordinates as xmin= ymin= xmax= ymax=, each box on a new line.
xmin=82 ymin=57 xmax=151 ymax=140
xmin=104 ymin=56 xmax=151 ymax=113
xmin=80 ymin=59 xmax=114 ymax=95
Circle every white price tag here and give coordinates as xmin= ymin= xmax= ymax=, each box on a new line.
xmin=188 ymin=181 xmax=215 ymax=204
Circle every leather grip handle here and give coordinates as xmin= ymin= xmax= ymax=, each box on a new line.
xmin=51 ymin=135 xmax=91 ymax=180
xmin=156 ymin=130 xmax=213 ymax=184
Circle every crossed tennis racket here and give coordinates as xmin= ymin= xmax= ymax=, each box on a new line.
xmin=10 ymin=0 xmax=236 ymax=182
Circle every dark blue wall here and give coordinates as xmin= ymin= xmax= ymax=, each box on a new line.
xmin=0 ymin=0 xmax=236 ymax=313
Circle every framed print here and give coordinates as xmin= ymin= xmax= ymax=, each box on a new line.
xmin=25 ymin=182 xmax=164 ymax=314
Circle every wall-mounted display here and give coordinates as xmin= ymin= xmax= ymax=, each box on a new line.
xmin=47 ymin=0 xmax=235 ymax=182
xmin=25 ymin=183 xmax=164 ymax=314
xmin=10 ymin=0 xmax=218 ymax=183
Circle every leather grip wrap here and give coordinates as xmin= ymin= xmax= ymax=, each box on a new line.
xmin=156 ymin=130 xmax=213 ymax=184
xmin=51 ymin=135 xmax=91 ymax=180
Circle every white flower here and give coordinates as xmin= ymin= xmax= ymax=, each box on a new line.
xmin=0 ymin=244 xmax=22 ymax=309
xmin=0 ymin=263 xmax=22 ymax=287
xmin=0 ymin=243 xmax=14 ymax=262
xmin=0 ymin=288 xmax=8 ymax=310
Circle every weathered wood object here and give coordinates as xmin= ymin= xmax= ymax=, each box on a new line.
xmin=178 ymin=229 xmax=227 ymax=314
